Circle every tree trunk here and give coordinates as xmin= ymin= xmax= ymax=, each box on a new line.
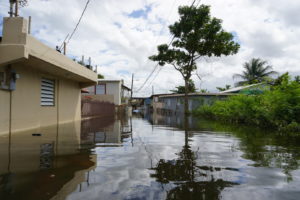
xmin=184 ymin=115 xmax=189 ymax=147
xmin=184 ymin=78 xmax=189 ymax=116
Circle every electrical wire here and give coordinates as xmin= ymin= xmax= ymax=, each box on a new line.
xmin=59 ymin=0 xmax=91 ymax=50
xmin=136 ymin=0 xmax=200 ymax=93
xmin=135 ymin=0 xmax=179 ymax=93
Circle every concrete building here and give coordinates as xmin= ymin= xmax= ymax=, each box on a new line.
xmin=84 ymin=79 xmax=131 ymax=106
xmin=152 ymin=93 xmax=234 ymax=115
xmin=0 ymin=17 xmax=97 ymax=135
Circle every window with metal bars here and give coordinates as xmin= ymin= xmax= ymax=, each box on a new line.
xmin=41 ymin=78 xmax=55 ymax=106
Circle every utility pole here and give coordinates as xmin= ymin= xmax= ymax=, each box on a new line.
xmin=63 ymin=42 xmax=66 ymax=55
xmin=28 ymin=16 xmax=32 ymax=34
xmin=130 ymin=73 xmax=134 ymax=105
xmin=152 ymin=85 xmax=154 ymax=95
xmin=9 ymin=1 xmax=14 ymax=17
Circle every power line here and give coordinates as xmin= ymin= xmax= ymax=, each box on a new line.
xmin=59 ymin=0 xmax=91 ymax=50
xmin=135 ymin=0 xmax=179 ymax=93
xmin=136 ymin=0 xmax=199 ymax=93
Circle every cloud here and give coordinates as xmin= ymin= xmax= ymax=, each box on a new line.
xmin=1 ymin=0 xmax=299 ymax=96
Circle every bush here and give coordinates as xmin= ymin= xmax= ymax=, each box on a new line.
xmin=194 ymin=74 xmax=300 ymax=132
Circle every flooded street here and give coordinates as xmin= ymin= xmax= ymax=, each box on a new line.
xmin=1 ymin=114 xmax=300 ymax=200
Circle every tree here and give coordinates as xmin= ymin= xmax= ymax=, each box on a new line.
xmin=199 ymin=89 xmax=208 ymax=93
xmin=9 ymin=0 xmax=28 ymax=17
xmin=234 ymin=58 xmax=277 ymax=86
xmin=97 ymin=74 xmax=105 ymax=79
xmin=216 ymin=84 xmax=231 ymax=92
xmin=149 ymin=5 xmax=239 ymax=114
xmin=295 ymin=76 xmax=300 ymax=84
xmin=170 ymin=79 xmax=196 ymax=94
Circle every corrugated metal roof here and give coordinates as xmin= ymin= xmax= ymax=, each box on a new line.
xmin=219 ymin=83 xmax=263 ymax=93
xmin=158 ymin=93 xmax=235 ymax=98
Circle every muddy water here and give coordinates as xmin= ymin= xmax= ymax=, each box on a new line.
xmin=0 ymin=114 xmax=300 ymax=200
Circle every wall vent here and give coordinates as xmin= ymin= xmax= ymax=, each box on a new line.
xmin=41 ymin=78 xmax=55 ymax=106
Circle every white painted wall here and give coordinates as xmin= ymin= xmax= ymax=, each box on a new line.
xmin=105 ymin=82 xmax=121 ymax=105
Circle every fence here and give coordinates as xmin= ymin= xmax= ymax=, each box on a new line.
xmin=81 ymin=97 xmax=115 ymax=118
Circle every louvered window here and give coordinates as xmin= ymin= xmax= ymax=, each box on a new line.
xmin=41 ymin=78 xmax=55 ymax=106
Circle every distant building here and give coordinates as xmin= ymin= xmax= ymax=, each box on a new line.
xmin=0 ymin=17 xmax=97 ymax=135
xmin=83 ymin=79 xmax=131 ymax=106
xmin=151 ymin=93 xmax=234 ymax=115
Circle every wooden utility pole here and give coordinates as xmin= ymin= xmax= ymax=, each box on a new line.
xmin=130 ymin=73 xmax=134 ymax=105
xmin=28 ymin=16 xmax=32 ymax=34
xmin=9 ymin=1 xmax=14 ymax=17
xmin=152 ymin=85 xmax=154 ymax=95
xmin=63 ymin=42 xmax=66 ymax=55
xmin=81 ymin=55 xmax=84 ymax=64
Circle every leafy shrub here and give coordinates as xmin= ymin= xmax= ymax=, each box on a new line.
xmin=194 ymin=74 xmax=300 ymax=132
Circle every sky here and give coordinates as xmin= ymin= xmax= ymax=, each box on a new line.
xmin=0 ymin=0 xmax=299 ymax=97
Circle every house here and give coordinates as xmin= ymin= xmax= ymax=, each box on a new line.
xmin=0 ymin=17 xmax=97 ymax=135
xmin=152 ymin=93 xmax=234 ymax=115
xmin=83 ymin=79 xmax=131 ymax=106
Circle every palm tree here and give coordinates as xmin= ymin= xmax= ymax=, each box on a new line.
xmin=233 ymin=58 xmax=277 ymax=85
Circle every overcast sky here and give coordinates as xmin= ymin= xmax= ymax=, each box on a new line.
xmin=1 ymin=0 xmax=299 ymax=96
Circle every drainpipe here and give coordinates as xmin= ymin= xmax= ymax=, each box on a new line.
xmin=8 ymin=90 xmax=12 ymax=172
xmin=55 ymin=79 xmax=60 ymax=160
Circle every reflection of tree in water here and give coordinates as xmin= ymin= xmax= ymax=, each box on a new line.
xmin=150 ymin=117 xmax=238 ymax=200
xmin=150 ymin=144 xmax=238 ymax=200
xmin=196 ymin=119 xmax=300 ymax=182
xmin=241 ymin=138 xmax=300 ymax=182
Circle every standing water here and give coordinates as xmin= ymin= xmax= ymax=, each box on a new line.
xmin=0 ymin=114 xmax=300 ymax=200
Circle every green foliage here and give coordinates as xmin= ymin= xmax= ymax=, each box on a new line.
xmin=234 ymin=58 xmax=277 ymax=86
xmin=170 ymin=79 xmax=196 ymax=94
xmin=10 ymin=0 xmax=28 ymax=7
xmin=195 ymin=74 xmax=300 ymax=132
xmin=97 ymin=74 xmax=105 ymax=79
xmin=149 ymin=4 xmax=239 ymax=99
xmin=199 ymin=89 xmax=208 ymax=93
xmin=216 ymin=84 xmax=231 ymax=91
xmin=294 ymin=75 xmax=300 ymax=83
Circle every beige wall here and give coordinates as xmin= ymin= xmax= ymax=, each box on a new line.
xmin=0 ymin=64 xmax=82 ymax=135
xmin=58 ymin=78 xmax=81 ymax=123
xmin=0 ymin=120 xmax=82 ymax=174
xmin=0 ymin=89 xmax=10 ymax=136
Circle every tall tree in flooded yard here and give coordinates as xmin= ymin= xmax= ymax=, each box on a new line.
xmin=149 ymin=5 xmax=240 ymax=114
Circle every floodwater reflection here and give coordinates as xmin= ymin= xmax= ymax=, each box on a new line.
xmin=1 ymin=113 xmax=300 ymax=200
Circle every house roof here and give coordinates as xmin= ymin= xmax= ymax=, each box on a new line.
xmin=97 ymin=79 xmax=131 ymax=91
xmin=122 ymin=84 xmax=131 ymax=91
xmin=219 ymin=83 xmax=263 ymax=93
xmin=0 ymin=17 xmax=97 ymax=88
xmin=98 ymin=79 xmax=123 ymax=82
xmin=157 ymin=93 xmax=235 ymax=98
xmin=81 ymin=88 xmax=90 ymax=93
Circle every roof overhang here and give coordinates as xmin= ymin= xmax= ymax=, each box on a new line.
xmin=0 ymin=17 xmax=97 ymax=88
